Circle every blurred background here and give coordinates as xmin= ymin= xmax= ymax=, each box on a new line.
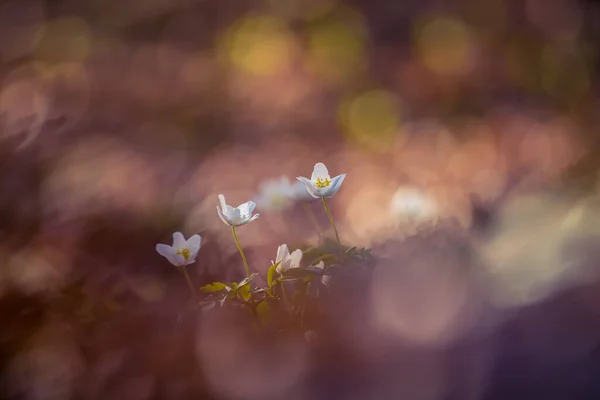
xmin=2 ymin=0 xmax=600 ymax=398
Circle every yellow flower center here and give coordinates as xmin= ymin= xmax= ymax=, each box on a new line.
xmin=315 ymin=177 xmax=331 ymax=189
xmin=176 ymin=248 xmax=190 ymax=260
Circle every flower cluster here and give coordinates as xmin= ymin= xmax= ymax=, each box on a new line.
xmin=156 ymin=162 xmax=363 ymax=331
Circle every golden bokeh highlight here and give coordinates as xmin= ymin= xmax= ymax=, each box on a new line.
xmin=415 ymin=16 xmax=476 ymax=76
xmin=339 ymin=89 xmax=400 ymax=150
xmin=305 ymin=6 xmax=367 ymax=82
xmin=222 ymin=14 xmax=295 ymax=76
xmin=34 ymin=17 xmax=92 ymax=63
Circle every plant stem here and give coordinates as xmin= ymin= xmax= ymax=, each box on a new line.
xmin=231 ymin=225 xmax=257 ymax=310
xmin=231 ymin=226 xmax=250 ymax=278
xmin=181 ymin=266 xmax=196 ymax=295
xmin=321 ymin=196 xmax=342 ymax=253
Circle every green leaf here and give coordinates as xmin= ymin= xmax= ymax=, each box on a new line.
xmin=238 ymin=273 xmax=259 ymax=288
xmin=200 ymin=282 xmax=228 ymax=293
xmin=345 ymin=246 xmax=357 ymax=254
xmin=267 ymin=262 xmax=280 ymax=287
xmin=238 ymin=284 xmax=252 ymax=302
xmin=256 ymin=300 xmax=272 ymax=326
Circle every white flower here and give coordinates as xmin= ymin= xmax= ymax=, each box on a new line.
xmin=217 ymin=194 xmax=260 ymax=227
xmin=297 ymin=162 xmax=346 ymax=199
xmin=290 ymin=180 xmax=312 ymax=201
xmin=312 ymin=260 xmax=331 ymax=286
xmin=156 ymin=232 xmax=201 ymax=267
xmin=254 ymin=177 xmax=298 ymax=210
xmin=390 ymin=186 xmax=438 ymax=223
xmin=274 ymin=244 xmax=303 ymax=274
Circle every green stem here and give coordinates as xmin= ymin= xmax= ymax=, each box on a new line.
xmin=181 ymin=266 xmax=196 ymax=295
xmin=231 ymin=225 xmax=257 ymax=311
xmin=231 ymin=226 xmax=250 ymax=278
xmin=321 ymin=196 xmax=342 ymax=252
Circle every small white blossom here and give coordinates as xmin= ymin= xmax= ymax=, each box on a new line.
xmin=390 ymin=186 xmax=438 ymax=223
xmin=217 ymin=194 xmax=260 ymax=227
xmin=254 ymin=176 xmax=311 ymax=211
xmin=274 ymin=244 xmax=303 ymax=274
xmin=156 ymin=232 xmax=201 ymax=267
xmin=297 ymin=162 xmax=346 ymax=199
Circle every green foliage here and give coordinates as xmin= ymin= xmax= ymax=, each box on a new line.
xmin=200 ymin=282 xmax=228 ymax=293
xmin=196 ymin=241 xmax=375 ymax=335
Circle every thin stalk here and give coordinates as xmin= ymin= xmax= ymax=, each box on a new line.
xmin=181 ymin=266 xmax=196 ymax=295
xmin=321 ymin=196 xmax=342 ymax=253
xmin=231 ymin=225 xmax=256 ymax=310
xmin=231 ymin=226 xmax=250 ymax=278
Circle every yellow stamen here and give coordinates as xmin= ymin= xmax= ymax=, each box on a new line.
xmin=176 ymin=248 xmax=190 ymax=260
xmin=315 ymin=177 xmax=331 ymax=189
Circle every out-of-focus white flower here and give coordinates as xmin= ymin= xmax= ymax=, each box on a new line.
xmin=312 ymin=260 xmax=331 ymax=286
xmin=254 ymin=176 xmax=311 ymax=211
xmin=297 ymin=162 xmax=346 ymax=199
xmin=217 ymin=194 xmax=260 ymax=227
xmin=156 ymin=232 xmax=201 ymax=267
xmin=390 ymin=186 xmax=438 ymax=223
xmin=274 ymin=244 xmax=303 ymax=274
xmin=290 ymin=180 xmax=312 ymax=201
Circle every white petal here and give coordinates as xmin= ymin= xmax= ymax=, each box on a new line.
xmin=311 ymin=162 xmax=330 ymax=181
xmin=172 ymin=232 xmax=185 ymax=249
xmin=276 ymin=244 xmax=289 ymax=264
xmin=297 ymin=176 xmax=320 ymax=199
xmin=313 ymin=261 xmax=325 ymax=270
xmin=186 ymin=234 xmax=202 ymax=256
xmin=275 ymin=261 xmax=285 ymax=274
xmin=291 ymin=181 xmax=311 ymax=200
xmin=218 ymin=194 xmax=228 ymax=211
xmin=324 ymin=173 xmax=346 ymax=198
xmin=173 ymin=254 xmax=186 ymax=267
xmin=217 ymin=206 xmax=232 ymax=226
xmin=156 ymin=243 xmax=179 ymax=266
xmin=289 ymin=249 xmax=303 ymax=268
xmin=248 ymin=213 xmax=260 ymax=223
xmin=237 ymin=200 xmax=256 ymax=216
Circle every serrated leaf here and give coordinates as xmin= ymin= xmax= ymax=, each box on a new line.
xmin=256 ymin=300 xmax=272 ymax=326
xmin=267 ymin=262 xmax=279 ymax=287
xmin=200 ymin=282 xmax=228 ymax=293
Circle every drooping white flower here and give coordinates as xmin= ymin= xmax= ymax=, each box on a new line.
xmin=156 ymin=232 xmax=201 ymax=267
xmin=217 ymin=194 xmax=260 ymax=227
xmin=297 ymin=162 xmax=346 ymax=199
xmin=274 ymin=244 xmax=303 ymax=274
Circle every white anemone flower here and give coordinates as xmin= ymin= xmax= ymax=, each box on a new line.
xmin=390 ymin=186 xmax=438 ymax=223
xmin=217 ymin=194 xmax=260 ymax=227
xmin=274 ymin=244 xmax=303 ymax=274
xmin=255 ymin=176 xmax=313 ymax=211
xmin=290 ymin=180 xmax=312 ymax=201
xmin=297 ymin=162 xmax=346 ymax=199
xmin=255 ymin=176 xmax=298 ymax=210
xmin=156 ymin=232 xmax=201 ymax=267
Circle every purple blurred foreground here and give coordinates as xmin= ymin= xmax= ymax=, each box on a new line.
xmin=2 ymin=0 xmax=600 ymax=398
